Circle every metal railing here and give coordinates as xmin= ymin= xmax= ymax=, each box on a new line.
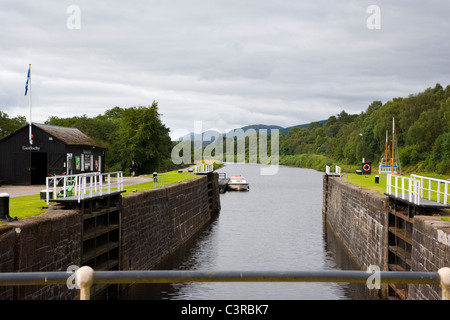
xmin=410 ymin=174 xmax=449 ymax=205
xmin=45 ymin=171 xmax=124 ymax=204
xmin=386 ymin=174 xmax=421 ymax=205
xmin=325 ymin=165 xmax=341 ymax=175
xmin=386 ymin=174 xmax=450 ymax=206
xmin=0 ymin=267 xmax=449 ymax=300
xmin=193 ymin=163 xmax=214 ymax=174
xmin=379 ymin=164 xmax=399 ymax=175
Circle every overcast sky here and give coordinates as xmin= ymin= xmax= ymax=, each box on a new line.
xmin=1 ymin=1 xmax=450 ymax=138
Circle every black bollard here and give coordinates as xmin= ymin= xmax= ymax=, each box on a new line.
xmin=0 ymin=193 xmax=18 ymax=222
xmin=375 ymin=175 xmax=379 ymax=184
xmin=153 ymin=172 xmax=158 ymax=183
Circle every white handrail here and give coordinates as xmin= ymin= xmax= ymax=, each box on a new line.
xmin=45 ymin=171 xmax=123 ymax=204
xmin=386 ymin=174 xmax=421 ymax=205
xmin=193 ymin=164 xmax=213 ymax=173
xmin=411 ymin=174 xmax=449 ymax=205
xmin=325 ymin=165 xmax=340 ymax=175
xmin=386 ymin=174 xmax=449 ymax=206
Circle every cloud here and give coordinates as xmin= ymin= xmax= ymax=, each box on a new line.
xmin=1 ymin=0 xmax=450 ymax=138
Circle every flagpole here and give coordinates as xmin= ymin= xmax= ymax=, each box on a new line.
xmin=28 ymin=64 xmax=32 ymax=145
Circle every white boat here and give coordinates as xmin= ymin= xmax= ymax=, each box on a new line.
xmin=227 ymin=175 xmax=249 ymax=191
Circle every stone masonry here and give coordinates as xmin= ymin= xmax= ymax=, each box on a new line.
xmin=408 ymin=216 xmax=450 ymax=300
xmin=323 ymin=175 xmax=389 ymax=271
xmin=120 ymin=174 xmax=214 ymax=271
xmin=0 ymin=209 xmax=81 ymax=300
xmin=323 ymin=174 xmax=450 ymax=300
xmin=0 ymin=172 xmax=219 ymax=299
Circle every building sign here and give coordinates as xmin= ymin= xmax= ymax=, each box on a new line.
xmin=21 ymin=145 xmax=41 ymax=151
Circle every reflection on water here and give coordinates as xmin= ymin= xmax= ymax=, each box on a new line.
xmin=121 ymin=163 xmax=370 ymax=300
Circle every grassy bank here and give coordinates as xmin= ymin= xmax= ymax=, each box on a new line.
xmin=281 ymin=154 xmax=450 ymax=198
xmin=344 ymin=173 xmax=387 ymax=195
xmin=121 ymin=170 xmax=196 ymax=195
xmin=9 ymin=195 xmax=47 ymax=220
xmin=339 ymin=170 xmax=449 ymax=197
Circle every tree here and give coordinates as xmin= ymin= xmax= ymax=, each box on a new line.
xmin=406 ymin=108 xmax=442 ymax=152
xmin=116 ymin=102 xmax=171 ymax=173
xmin=45 ymin=102 xmax=172 ymax=174
xmin=0 ymin=111 xmax=27 ymax=139
xmin=366 ymin=101 xmax=382 ymax=115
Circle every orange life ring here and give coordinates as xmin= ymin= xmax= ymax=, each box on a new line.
xmin=363 ymin=163 xmax=371 ymax=171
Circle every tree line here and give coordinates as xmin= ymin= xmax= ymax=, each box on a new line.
xmin=279 ymin=83 xmax=450 ymax=174
xmin=0 ymin=102 xmax=174 ymax=175
xmin=2 ymin=83 xmax=449 ymax=175
xmin=190 ymin=83 xmax=449 ymax=175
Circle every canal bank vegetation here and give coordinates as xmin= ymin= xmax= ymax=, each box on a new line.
xmin=185 ymin=83 xmax=449 ymax=181
xmin=279 ymin=83 xmax=450 ymax=176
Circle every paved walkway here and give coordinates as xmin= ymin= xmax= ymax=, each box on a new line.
xmin=0 ymin=176 xmax=153 ymax=198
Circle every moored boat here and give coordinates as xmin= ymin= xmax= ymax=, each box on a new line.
xmin=227 ymin=175 xmax=249 ymax=191
xmin=379 ymin=117 xmax=401 ymax=175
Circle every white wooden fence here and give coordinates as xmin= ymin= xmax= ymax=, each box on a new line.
xmin=386 ymin=174 xmax=449 ymax=206
xmin=192 ymin=163 xmax=214 ymax=174
xmin=45 ymin=171 xmax=124 ymax=204
xmin=325 ymin=165 xmax=341 ymax=175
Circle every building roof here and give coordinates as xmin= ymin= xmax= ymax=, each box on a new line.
xmin=34 ymin=123 xmax=107 ymax=149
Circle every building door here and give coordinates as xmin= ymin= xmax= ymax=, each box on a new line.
xmin=13 ymin=152 xmax=31 ymax=185
xmin=48 ymin=153 xmax=64 ymax=175
xmin=31 ymin=152 xmax=47 ymax=184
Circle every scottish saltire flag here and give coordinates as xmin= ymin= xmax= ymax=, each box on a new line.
xmin=24 ymin=65 xmax=30 ymax=96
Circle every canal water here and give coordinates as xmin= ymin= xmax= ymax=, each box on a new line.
xmin=122 ymin=163 xmax=367 ymax=300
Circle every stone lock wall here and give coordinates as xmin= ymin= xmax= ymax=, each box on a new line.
xmin=408 ymin=216 xmax=450 ymax=300
xmin=322 ymin=175 xmax=389 ymax=271
xmin=0 ymin=172 xmax=220 ymax=299
xmin=323 ymin=174 xmax=450 ymax=300
xmin=120 ymin=173 xmax=215 ymax=271
xmin=0 ymin=209 xmax=81 ymax=300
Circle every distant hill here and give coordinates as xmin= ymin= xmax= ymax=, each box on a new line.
xmin=175 ymin=121 xmax=327 ymax=143
xmin=281 ymin=120 xmax=327 ymax=135
xmin=227 ymin=124 xmax=284 ymax=141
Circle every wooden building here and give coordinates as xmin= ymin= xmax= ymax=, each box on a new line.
xmin=0 ymin=123 xmax=107 ymax=185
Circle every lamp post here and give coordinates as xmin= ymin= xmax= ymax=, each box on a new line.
xmin=359 ymin=133 xmax=365 ymax=163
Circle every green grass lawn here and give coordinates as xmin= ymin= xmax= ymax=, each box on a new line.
xmin=121 ymin=171 xmax=196 ymax=195
xmin=3 ymin=169 xmax=197 ymax=222
xmin=8 ymin=194 xmax=47 ymax=220
xmin=345 ymin=172 xmax=450 ymax=219
xmin=345 ymin=173 xmax=387 ymax=195
xmin=344 ymin=172 xmax=450 ymax=204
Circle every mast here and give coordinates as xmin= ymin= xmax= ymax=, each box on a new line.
xmin=391 ymin=118 xmax=395 ymax=174
xmin=385 ymin=130 xmax=388 ymax=165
